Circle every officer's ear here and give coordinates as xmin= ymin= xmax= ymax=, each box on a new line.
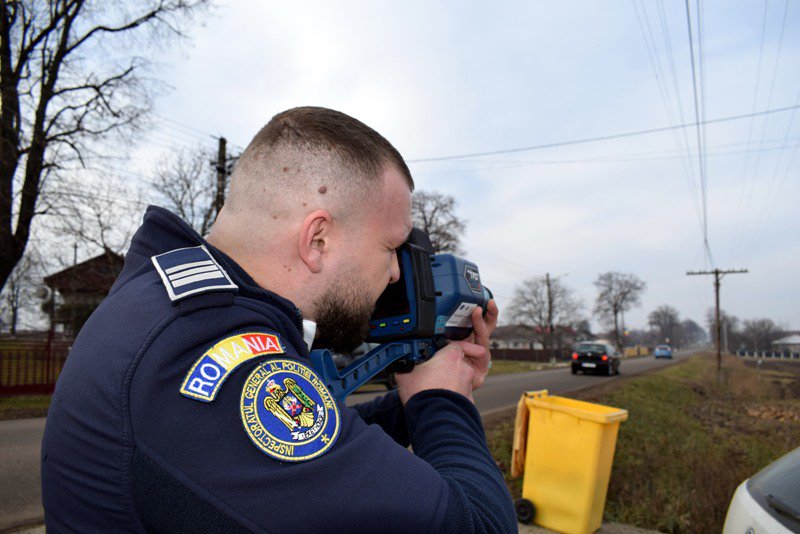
xmin=299 ymin=209 xmax=332 ymax=274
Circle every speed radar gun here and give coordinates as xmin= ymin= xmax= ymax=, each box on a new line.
xmin=309 ymin=228 xmax=492 ymax=401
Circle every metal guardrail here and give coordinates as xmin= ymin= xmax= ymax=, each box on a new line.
xmin=736 ymin=350 xmax=800 ymax=360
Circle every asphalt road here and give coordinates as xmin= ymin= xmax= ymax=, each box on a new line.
xmin=347 ymin=349 xmax=697 ymax=414
xmin=473 ymin=349 xmax=697 ymax=415
xmin=0 ymin=351 xmax=695 ymax=532
xmin=0 ymin=417 xmax=46 ymax=531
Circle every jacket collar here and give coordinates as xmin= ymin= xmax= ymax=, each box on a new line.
xmin=131 ymin=206 xmax=305 ymax=335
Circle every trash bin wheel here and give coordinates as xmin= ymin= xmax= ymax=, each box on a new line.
xmin=514 ymin=498 xmax=536 ymax=524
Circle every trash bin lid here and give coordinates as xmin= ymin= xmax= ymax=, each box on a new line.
xmin=526 ymin=392 xmax=628 ymax=424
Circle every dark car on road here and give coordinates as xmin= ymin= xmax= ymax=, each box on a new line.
xmin=571 ymin=341 xmax=621 ymax=376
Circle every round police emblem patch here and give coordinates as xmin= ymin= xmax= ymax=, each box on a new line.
xmin=240 ymin=359 xmax=340 ymax=462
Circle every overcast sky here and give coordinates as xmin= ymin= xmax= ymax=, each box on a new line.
xmin=128 ymin=0 xmax=799 ymax=333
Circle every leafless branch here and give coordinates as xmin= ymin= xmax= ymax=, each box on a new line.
xmin=0 ymin=0 xmax=210 ymax=292
xmin=411 ymin=190 xmax=466 ymax=254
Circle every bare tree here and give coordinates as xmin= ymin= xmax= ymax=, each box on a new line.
xmin=593 ymin=271 xmax=646 ymax=350
xmin=412 ymin=190 xmax=466 ymax=254
xmin=0 ymin=0 xmax=209 ymax=293
xmin=706 ymin=308 xmax=741 ymax=351
xmin=573 ymin=319 xmax=593 ymax=340
xmin=625 ymin=328 xmax=655 ymax=347
xmin=648 ymin=305 xmax=681 ymax=346
xmin=0 ymin=247 xmax=41 ymax=334
xmin=742 ymin=318 xmax=778 ymax=352
xmin=680 ymin=319 xmax=706 ymax=347
xmin=151 ymin=145 xmax=234 ymax=236
xmin=45 ymin=177 xmax=145 ymax=260
xmin=509 ymin=275 xmax=583 ymax=355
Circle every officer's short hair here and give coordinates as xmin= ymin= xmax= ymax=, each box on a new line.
xmin=229 ymin=107 xmax=414 ymax=212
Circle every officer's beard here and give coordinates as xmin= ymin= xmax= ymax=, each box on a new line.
xmin=313 ymin=277 xmax=374 ymax=354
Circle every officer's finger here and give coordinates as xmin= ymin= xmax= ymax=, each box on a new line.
xmin=484 ymin=299 xmax=499 ymax=335
xmin=471 ymin=300 xmax=498 ymax=347
xmin=470 ymin=307 xmax=489 ymax=346
xmin=452 ymin=340 xmax=489 ymax=389
xmin=435 ymin=341 xmax=465 ymax=361
xmin=396 ymin=342 xmax=476 ymax=403
xmin=458 ymin=340 xmax=488 ymax=362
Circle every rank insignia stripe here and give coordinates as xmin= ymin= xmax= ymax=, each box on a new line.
xmin=151 ymin=245 xmax=238 ymax=302
xmin=180 ymin=332 xmax=285 ymax=402
xmin=240 ymin=359 xmax=340 ymax=462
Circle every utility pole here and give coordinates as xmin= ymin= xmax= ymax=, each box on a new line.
xmin=686 ymin=268 xmax=748 ymax=374
xmin=214 ymin=136 xmax=228 ymax=217
xmin=545 ymin=273 xmax=553 ymax=361
xmin=723 ymin=321 xmax=729 ymax=354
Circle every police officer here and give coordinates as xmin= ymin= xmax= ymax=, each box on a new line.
xmin=41 ymin=107 xmax=516 ymax=533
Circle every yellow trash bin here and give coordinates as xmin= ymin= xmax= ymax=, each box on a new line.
xmin=511 ymin=390 xmax=628 ymax=534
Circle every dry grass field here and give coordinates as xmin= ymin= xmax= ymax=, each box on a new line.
xmin=486 ymin=353 xmax=800 ymax=533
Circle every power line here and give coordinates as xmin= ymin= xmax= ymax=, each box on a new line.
xmin=428 ymin=135 xmax=800 ymax=165
xmin=729 ymin=0 xmax=770 ymax=264
xmin=742 ymin=89 xmax=800 ymax=261
xmin=657 ymin=0 xmax=696 ymax=169
xmin=151 ymin=112 xmax=247 ymax=154
xmin=698 ymin=0 xmax=711 ymax=266
xmin=733 ymin=0 xmax=793 ymax=265
xmin=136 ymin=135 xmax=205 ymax=153
xmin=152 ymin=120 xmax=215 ymax=145
xmin=632 ymin=0 xmax=705 ymax=241
xmin=406 ymin=103 xmax=800 ymax=163
xmin=684 ymin=0 xmax=712 ymax=266
xmin=749 ymin=0 xmax=790 ymax=185
xmin=656 ymin=0 xmax=703 ymax=229
xmin=410 ymin=138 xmax=800 ymax=181
xmin=151 ymin=112 xmax=218 ymax=140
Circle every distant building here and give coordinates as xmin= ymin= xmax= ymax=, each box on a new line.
xmin=44 ymin=250 xmax=124 ymax=335
xmin=491 ymin=324 xmax=543 ymax=350
xmin=491 ymin=323 xmax=584 ymax=351
xmin=772 ymin=334 xmax=800 ymax=353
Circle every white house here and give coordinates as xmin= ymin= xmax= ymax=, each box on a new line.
xmin=491 ymin=325 xmax=544 ymax=350
xmin=772 ymin=334 xmax=800 ymax=353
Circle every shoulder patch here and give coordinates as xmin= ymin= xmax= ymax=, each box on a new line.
xmin=151 ymin=245 xmax=237 ymax=302
xmin=180 ymin=332 xmax=284 ymax=402
xmin=240 ymin=359 xmax=340 ymax=462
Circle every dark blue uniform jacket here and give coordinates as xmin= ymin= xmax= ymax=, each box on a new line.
xmin=41 ymin=206 xmax=515 ymax=533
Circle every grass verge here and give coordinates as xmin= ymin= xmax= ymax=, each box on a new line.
xmin=485 ymin=353 xmax=800 ymax=533
xmin=0 ymin=395 xmax=51 ymax=420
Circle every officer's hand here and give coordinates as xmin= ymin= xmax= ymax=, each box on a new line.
xmin=462 ymin=299 xmax=498 ymax=390
xmin=395 ymin=340 xmax=486 ymax=404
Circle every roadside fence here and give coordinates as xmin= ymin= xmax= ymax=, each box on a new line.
xmin=492 ymin=348 xmax=569 ymax=362
xmin=736 ymin=349 xmax=800 ymax=361
xmin=0 ymin=337 xmax=72 ymax=395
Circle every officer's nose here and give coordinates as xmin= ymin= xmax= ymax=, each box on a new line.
xmin=389 ymin=250 xmax=401 ymax=284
